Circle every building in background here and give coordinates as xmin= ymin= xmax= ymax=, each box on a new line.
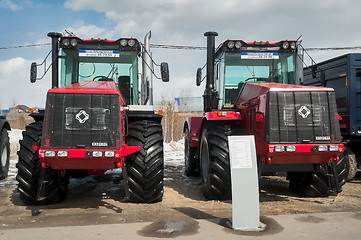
xmin=174 ymin=97 xmax=203 ymax=112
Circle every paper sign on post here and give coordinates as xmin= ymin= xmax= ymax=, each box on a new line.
xmin=228 ymin=139 xmax=253 ymax=169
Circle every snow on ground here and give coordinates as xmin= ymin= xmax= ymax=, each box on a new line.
xmin=0 ymin=129 xmax=23 ymax=186
xmin=1 ymin=129 xmax=186 ymax=187
xmin=164 ymin=138 xmax=185 ymax=165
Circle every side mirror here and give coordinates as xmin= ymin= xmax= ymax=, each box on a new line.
xmin=196 ymin=68 xmax=202 ymax=86
xmin=160 ymin=62 xmax=169 ymax=82
xmin=30 ymin=62 xmax=37 ymax=83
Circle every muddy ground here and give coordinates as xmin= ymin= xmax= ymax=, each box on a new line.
xmin=0 ymin=159 xmax=360 ymax=230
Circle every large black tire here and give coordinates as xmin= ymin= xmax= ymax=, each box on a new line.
xmin=342 ymin=149 xmax=358 ymax=181
xmin=123 ymin=120 xmax=164 ymax=203
xmin=200 ymin=126 xmax=232 ymax=200
xmin=16 ymin=122 xmax=69 ymax=205
xmin=288 ymin=158 xmax=347 ymax=197
xmin=0 ymin=129 xmax=10 ymax=180
xmin=184 ymin=126 xmax=199 ymax=177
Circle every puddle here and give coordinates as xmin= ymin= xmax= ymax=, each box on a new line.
xmin=138 ymin=219 xmax=199 ymax=238
xmin=221 ymin=216 xmax=284 ymax=236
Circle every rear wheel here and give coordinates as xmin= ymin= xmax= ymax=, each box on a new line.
xmin=184 ymin=126 xmax=198 ymax=176
xmin=16 ymin=122 xmax=69 ymax=205
xmin=341 ymin=149 xmax=357 ymax=181
xmin=288 ymin=159 xmax=347 ymax=197
xmin=123 ymin=120 xmax=164 ymax=203
xmin=0 ymin=129 xmax=10 ymax=180
xmin=200 ymin=126 xmax=231 ymax=200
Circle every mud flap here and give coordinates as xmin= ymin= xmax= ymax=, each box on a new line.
xmin=330 ymin=160 xmax=342 ymax=194
xmin=36 ymin=168 xmax=48 ymax=201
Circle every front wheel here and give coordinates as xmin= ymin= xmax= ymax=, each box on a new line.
xmin=184 ymin=126 xmax=198 ymax=177
xmin=16 ymin=122 xmax=69 ymax=205
xmin=123 ymin=120 xmax=164 ymax=203
xmin=288 ymin=159 xmax=347 ymax=197
xmin=200 ymin=126 xmax=232 ymax=200
xmin=0 ymin=129 xmax=10 ymax=180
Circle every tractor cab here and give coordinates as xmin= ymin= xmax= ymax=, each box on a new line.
xmin=212 ymin=40 xmax=301 ymax=108
xmin=59 ymin=36 xmax=140 ymax=105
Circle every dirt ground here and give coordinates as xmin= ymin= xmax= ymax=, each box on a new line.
xmin=0 ymin=159 xmax=360 ymax=230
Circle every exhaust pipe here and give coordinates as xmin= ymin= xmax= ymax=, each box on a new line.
xmin=47 ymin=32 xmax=62 ymax=89
xmin=142 ymin=31 xmax=154 ymax=105
xmin=203 ymin=31 xmax=219 ymax=112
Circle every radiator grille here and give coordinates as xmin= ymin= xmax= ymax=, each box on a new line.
xmin=42 ymin=93 xmax=121 ymax=149
xmin=265 ymin=91 xmax=341 ymax=143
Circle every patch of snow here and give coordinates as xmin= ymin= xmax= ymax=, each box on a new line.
xmin=0 ymin=129 xmax=23 ymax=186
xmin=9 ymin=129 xmax=22 ymax=160
xmin=164 ymin=138 xmax=184 ymax=165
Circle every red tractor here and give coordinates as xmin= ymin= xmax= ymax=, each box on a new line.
xmin=16 ymin=31 xmax=169 ymax=205
xmin=184 ymin=32 xmax=347 ymax=199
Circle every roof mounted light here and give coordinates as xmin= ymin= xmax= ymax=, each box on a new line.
xmin=62 ymin=38 xmax=70 ymax=47
xmin=282 ymin=41 xmax=289 ymax=49
xmin=290 ymin=42 xmax=296 ymax=49
xmin=227 ymin=41 xmax=235 ymax=49
xmin=70 ymin=39 xmax=78 ymax=47
xmin=235 ymin=41 xmax=242 ymax=49
xmin=120 ymin=39 xmax=128 ymax=47
xmin=128 ymin=39 xmax=136 ymax=47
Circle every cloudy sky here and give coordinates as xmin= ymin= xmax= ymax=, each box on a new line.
xmin=1 ymin=0 xmax=361 ymax=109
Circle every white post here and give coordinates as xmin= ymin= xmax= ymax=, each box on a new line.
xmin=227 ymin=135 xmax=265 ymax=231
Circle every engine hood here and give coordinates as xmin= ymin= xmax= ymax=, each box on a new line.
xmin=47 ymin=81 xmax=120 ymax=95
xmin=236 ymin=82 xmax=335 ymax=110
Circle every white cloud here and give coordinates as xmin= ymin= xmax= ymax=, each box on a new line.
xmin=0 ymin=57 xmax=49 ymax=109
xmin=63 ymin=23 xmax=107 ymax=39
xmin=0 ymin=0 xmax=31 ymax=10
xmin=0 ymin=0 xmax=20 ymax=10
xmin=63 ymin=0 xmax=361 ymax=48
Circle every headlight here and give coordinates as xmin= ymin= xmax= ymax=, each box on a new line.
xmin=286 ymin=145 xmax=296 ymax=152
xmin=227 ymin=41 xmax=235 ymax=49
xmin=235 ymin=41 xmax=242 ymax=49
xmin=312 ymin=145 xmax=328 ymax=152
xmin=57 ymin=151 xmax=69 ymax=157
xmin=70 ymin=39 xmax=78 ymax=47
xmin=274 ymin=146 xmax=285 ymax=152
xmin=120 ymin=39 xmax=128 ymax=47
xmin=104 ymin=151 xmax=115 ymax=157
xmin=128 ymin=39 xmax=136 ymax=47
xmin=62 ymin=39 xmax=70 ymax=47
xmin=282 ymin=42 xmax=289 ymax=49
xmin=329 ymin=145 xmax=340 ymax=152
xmin=92 ymin=151 xmax=103 ymax=157
xmin=44 ymin=151 xmax=56 ymax=157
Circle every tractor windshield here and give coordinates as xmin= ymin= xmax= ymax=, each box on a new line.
xmin=60 ymin=48 xmax=139 ymax=104
xmin=223 ymin=51 xmax=296 ymax=106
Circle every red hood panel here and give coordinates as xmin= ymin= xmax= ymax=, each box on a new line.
xmin=48 ymin=81 xmax=120 ymax=95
